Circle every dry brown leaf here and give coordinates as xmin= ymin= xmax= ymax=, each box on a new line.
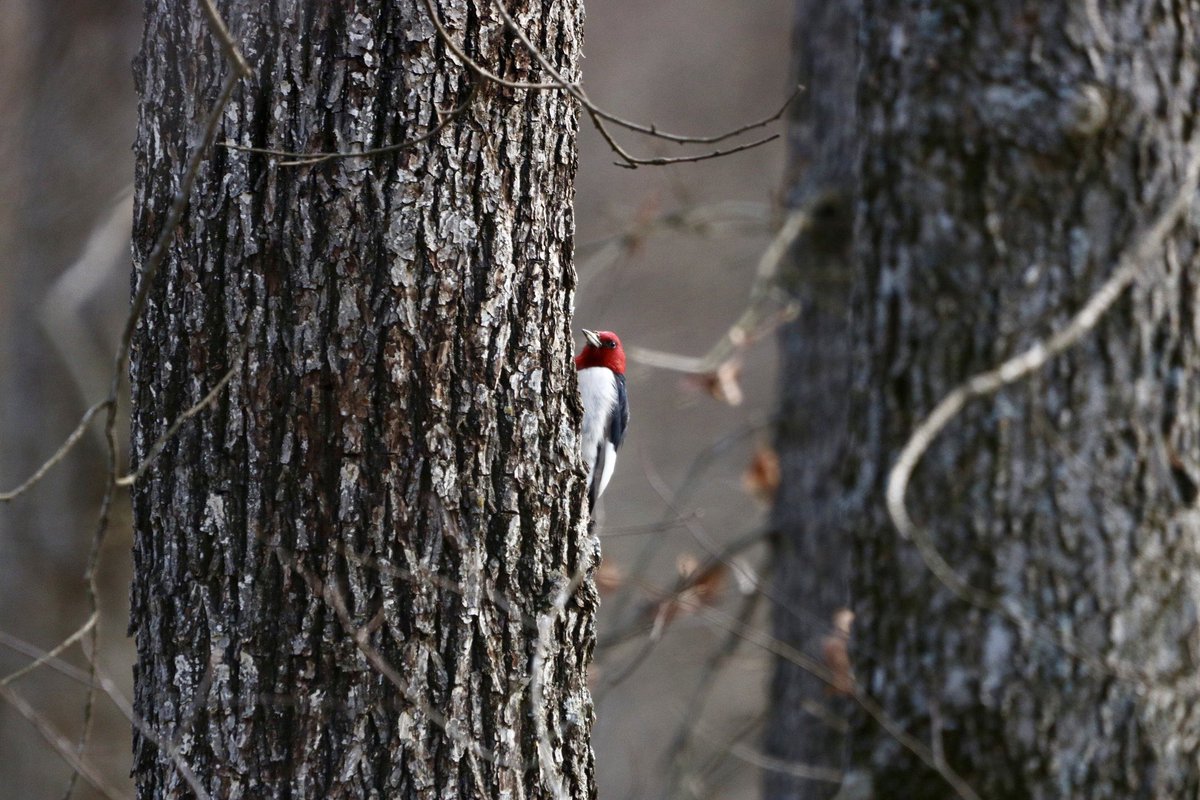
xmin=595 ymin=559 xmax=625 ymax=596
xmin=643 ymin=555 xmax=730 ymax=630
xmin=686 ymin=358 xmax=744 ymax=406
xmin=625 ymin=193 xmax=663 ymax=254
xmin=822 ymin=607 xmax=855 ymax=695
xmin=742 ymin=444 xmax=781 ymax=503
xmin=676 ymin=553 xmax=700 ymax=578
xmin=676 ymin=553 xmax=727 ymax=608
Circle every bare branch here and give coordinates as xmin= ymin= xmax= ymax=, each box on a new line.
xmin=420 ymin=0 xmax=558 ymax=90
xmin=603 ymin=419 xmax=771 ymax=628
xmin=578 ymin=200 xmax=771 ymax=265
xmin=598 ymin=123 xmax=780 ymax=169
xmin=590 ymin=84 xmax=801 ymax=147
xmin=627 ymin=208 xmax=809 ymax=376
xmin=220 ymin=0 xmax=794 ymax=170
xmin=37 ymin=189 xmax=134 ymax=433
xmin=116 ymin=329 xmax=251 ymax=488
xmin=596 ymin=514 xmax=698 ymax=538
xmin=0 ymin=612 xmax=97 ymax=687
xmin=663 ymin=584 xmax=766 ymax=797
xmin=199 ymin=0 xmax=252 ymax=78
xmin=0 ymin=685 xmax=129 ymax=800
xmin=66 ymin=6 xmax=251 ymax=797
xmin=726 ymin=744 xmax=843 ymax=784
xmin=486 ymin=0 xmax=795 ymax=164
xmin=687 ymin=600 xmax=983 ymax=800
xmin=0 ymin=401 xmax=109 ymax=503
xmin=592 ymin=526 xmax=767 ymax=689
xmin=0 ymin=632 xmax=212 ymax=800
xmin=219 ymin=83 xmax=478 ymax=166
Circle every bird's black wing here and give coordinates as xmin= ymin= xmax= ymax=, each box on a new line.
xmin=610 ymin=374 xmax=629 ymax=449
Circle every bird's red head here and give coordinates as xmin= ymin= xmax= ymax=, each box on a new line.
xmin=575 ymin=329 xmax=626 ymax=374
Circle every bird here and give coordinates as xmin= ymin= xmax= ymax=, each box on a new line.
xmin=575 ymin=329 xmax=629 ymax=511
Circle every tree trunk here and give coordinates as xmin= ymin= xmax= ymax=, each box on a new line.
xmin=129 ymin=2 xmax=593 ymax=798
xmin=762 ymin=0 xmax=858 ymax=797
xmin=849 ymin=3 xmax=1200 ymax=798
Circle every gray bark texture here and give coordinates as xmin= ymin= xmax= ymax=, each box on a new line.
xmin=849 ymin=2 xmax=1200 ymax=798
xmin=129 ymin=2 xmax=594 ymax=798
xmin=762 ymin=0 xmax=858 ymax=798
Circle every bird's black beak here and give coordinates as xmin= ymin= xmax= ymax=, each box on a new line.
xmin=583 ymin=329 xmax=602 ymax=348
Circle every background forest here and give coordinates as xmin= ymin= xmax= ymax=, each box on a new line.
xmin=1 ymin=1 xmax=790 ymax=797
xmin=5 ymin=1 xmax=1200 ymax=799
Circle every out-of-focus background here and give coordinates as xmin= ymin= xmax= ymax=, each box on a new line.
xmin=0 ymin=1 xmax=792 ymax=797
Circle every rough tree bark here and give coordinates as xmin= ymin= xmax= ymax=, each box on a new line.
xmin=848 ymin=3 xmax=1200 ymax=798
xmin=130 ymin=2 xmax=593 ymax=798
xmin=762 ymin=0 xmax=858 ymax=797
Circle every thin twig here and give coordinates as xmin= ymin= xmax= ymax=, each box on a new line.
xmin=421 ymin=0 xmax=558 ymax=90
xmin=486 ymin=0 xmax=794 ymax=165
xmin=66 ymin=6 xmax=251 ymax=798
xmin=604 ymin=579 xmax=982 ymax=800
xmin=589 ymin=85 xmax=801 ymax=147
xmin=37 ymin=188 xmax=134 ymax=440
xmin=663 ymin=582 xmax=766 ymax=798
xmin=884 ymin=142 xmax=1200 ymax=688
xmin=582 ymin=91 xmax=780 ymax=168
xmin=692 ymin=715 xmax=770 ymax=798
xmin=199 ymin=0 xmax=252 ymax=78
xmin=605 ymin=420 xmax=771 ymax=628
xmin=577 ymin=201 xmax=772 ymax=287
xmin=219 ymin=83 xmax=478 ymax=165
xmin=627 ymin=209 xmax=809 ymax=373
xmin=0 ymin=632 xmax=97 ymax=684
xmin=0 ymin=632 xmax=212 ymax=800
xmin=685 ymin=600 xmax=982 ymax=800
xmin=604 ymin=129 xmax=781 ymax=170
xmin=642 ymin=453 xmax=764 ymax=592
xmin=598 ymin=423 xmax=847 ymax=671
xmin=0 ymin=685 xmax=129 ymax=800
xmin=221 ymin=0 xmax=793 ymax=170
xmin=597 ymin=514 xmax=697 ymax=538
xmin=726 ymin=744 xmax=843 ymax=785
xmin=221 ymin=0 xmax=791 ymax=170
xmin=0 ymin=401 xmax=110 ymax=503
xmin=593 ymin=526 xmax=766 ymax=688
xmin=0 ymin=612 xmax=97 ymax=688
xmin=116 ymin=330 xmax=251 ymax=488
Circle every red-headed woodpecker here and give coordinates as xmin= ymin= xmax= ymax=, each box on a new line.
xmin=575 ymin=329 xmax=629 ymax=510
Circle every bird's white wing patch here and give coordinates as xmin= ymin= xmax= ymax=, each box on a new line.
xmin=596 ymin=441 xmax=618 ymax=499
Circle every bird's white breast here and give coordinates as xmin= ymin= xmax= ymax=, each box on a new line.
xmin=578 ymin=367 xmax=619 ymax=498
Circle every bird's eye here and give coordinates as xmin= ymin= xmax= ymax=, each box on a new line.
xmin=605 ymin=340 xmax=616 ymax=349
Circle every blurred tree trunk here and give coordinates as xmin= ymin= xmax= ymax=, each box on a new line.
xmin=846 ymin=2 xmax=1200 ymax=798
xmin=130 ymin=2 xmax=593 ymax=798
xmin=762 ymin=0 xmax=858 ymax=797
